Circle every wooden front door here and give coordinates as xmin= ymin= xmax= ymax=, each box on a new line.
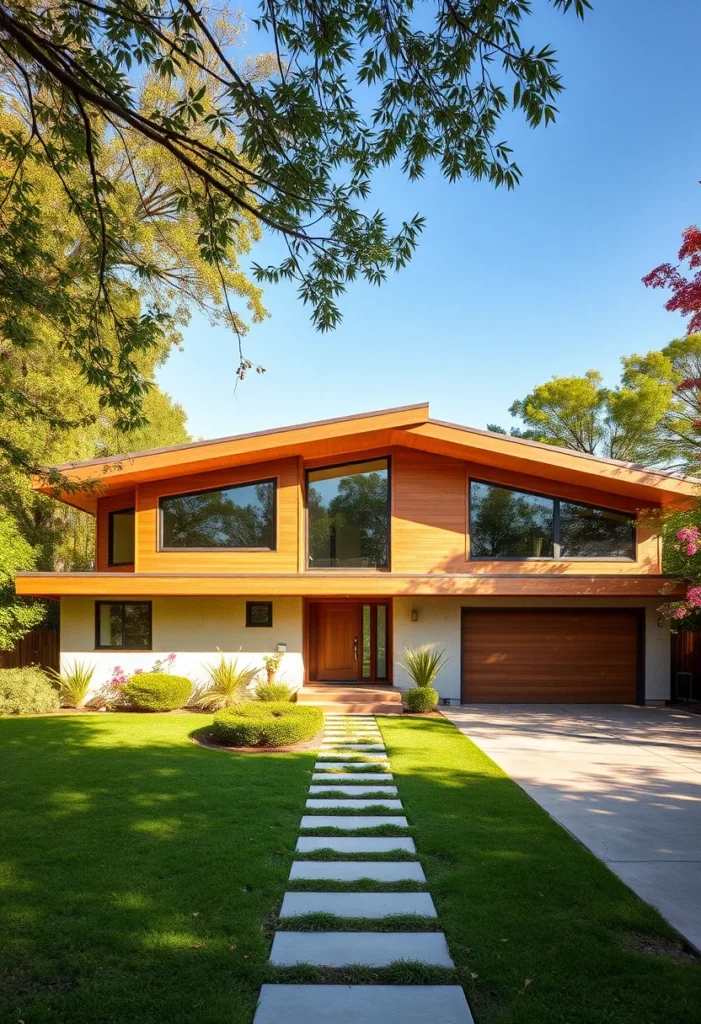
xmin=315 ymin=602 xmax=359 ymax=681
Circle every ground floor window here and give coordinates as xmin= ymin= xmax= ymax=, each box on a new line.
xmin=95 ymin=601 xmax=152 ymax=650
xmin=246 ymin=601 xmax=273 ymax=627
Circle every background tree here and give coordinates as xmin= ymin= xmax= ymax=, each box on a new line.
xmin=0 ymin=508 xmax=45 ymax=648
xmin=495 ymin=337 xmax=701 ymax=472
xmin=0 ymin=0 xmax=590 ymax=466
xmin=494 ymin=369 xmax=672 ymax=464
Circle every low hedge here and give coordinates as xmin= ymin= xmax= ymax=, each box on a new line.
xmin=122 ymin=672 xmax=192 ymax=712
xmin=405 ymin=686 xmax=438 ymax=713
xmin=255 ymin=681 xmax=293 ymax=702
xmin=0 ymin=667 xmax=60 ymax=715
xmin=211 ymin=701 xmax=323 ymax=747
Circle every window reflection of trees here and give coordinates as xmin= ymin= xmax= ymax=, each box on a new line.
xmin=470 ymin=482 xmax=554 ymax=557
xmin=308 ymin=464 xmax=389 ymax=568
xmin=162 ymin=481 xmax=275 ymax=548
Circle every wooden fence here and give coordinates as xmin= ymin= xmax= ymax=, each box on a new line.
xmin=670 ymin=630 xmax=701 ymax=701
xmin=0 ymin=629 xmax=60 ymax=673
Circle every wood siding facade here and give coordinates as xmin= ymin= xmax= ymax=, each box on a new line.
xmin=89 ymin=443 xmax=661 ymax=582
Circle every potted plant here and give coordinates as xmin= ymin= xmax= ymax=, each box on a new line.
xmin=400 ymin=644 xmax=447 ymax=713
xmin=263 ymin=651 xmax=283 ymax=683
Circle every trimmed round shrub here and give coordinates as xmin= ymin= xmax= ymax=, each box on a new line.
xmin=405 ymin=686 xmax=438 ymax=713
xmin=0 ymin=667 xmax=60 ymax=715
xmin=122 ymin=672 xmax=192 ymax=712
xmin=255 ymin=681 xmax=293 ymax=702
xmin=211 ymin=702 xmax=323 ymax=747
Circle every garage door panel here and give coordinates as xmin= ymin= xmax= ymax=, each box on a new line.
xmin=462 ymin=609 xmax=639 ymax=703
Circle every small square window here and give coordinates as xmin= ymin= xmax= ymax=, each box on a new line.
xmin=246 ymin=601 xmax=273 ymax=627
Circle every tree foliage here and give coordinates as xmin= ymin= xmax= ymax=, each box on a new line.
xmin=496 ymin=337 xmax=701 ymax=472
xmin=0 ymin=508 xmax=45 ymax=649
xmin=644 ymin=225 xmax=701 ymax=336
xmin=0 ymin=0 xmax=589 ymax=453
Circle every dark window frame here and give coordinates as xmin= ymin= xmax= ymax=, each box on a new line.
xmin=94 ymin=600 xmax=152 ymax=650
xmin=158 ymin=477 xmax=278 ymax=552
xmin=246 ymin=600 xmax=273 ymax=627
xmin=107 ymin=506 xmax=135 ymax=567
xmin=469 ymin=478 xmax=637 ymax=562
xmin=305 ymin=455 xmax=392 ymax=571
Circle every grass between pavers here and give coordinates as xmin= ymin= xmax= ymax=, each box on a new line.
xmin=0 ymin=713 xmax=316 ymax=1024
xmin=298 ymin=824 xmax=411 ymax=836
xmin=302 ymin=804 xmax=404 ymax=815
xmin=294 ymin=848 xmax=418 ymax=861
xmin=274 ymin=913 xmax=440 ymax=932
xmin=377 ymin=716 xmax=701 ymax=1024
xmin=270 ymin=962 xmax=456 ymax=985
xmin=285 ymin=879 xmax=428 ymax=893
xmin=309 ymin=789 xmax=396 ymax=799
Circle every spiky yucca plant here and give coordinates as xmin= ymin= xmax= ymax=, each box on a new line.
xmin=197 ymin=655 xmax=258 ymax=710
xmin=401 ymin=644 xmax=447 ymax=688
xmin=48 ymin=661 xmax=95 ymax=708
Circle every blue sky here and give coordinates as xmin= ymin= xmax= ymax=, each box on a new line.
xmin=157 ymin=0 xmax=701 ymax=441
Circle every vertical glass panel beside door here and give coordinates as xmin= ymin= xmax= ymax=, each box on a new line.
xmin=361 ymin=604 xmax=372 ymax=679
xmin=376 ymin=605 xmax=387 ymax=680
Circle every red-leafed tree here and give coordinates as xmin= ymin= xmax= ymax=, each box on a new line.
xmin=643 ymin=225 xmax=701 ymax=335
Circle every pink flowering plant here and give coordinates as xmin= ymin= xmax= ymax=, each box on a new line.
xmin=660 ymin=524 xmax=701 ymax=625
xmin=96 ymin=655 xmax=178 ymax=708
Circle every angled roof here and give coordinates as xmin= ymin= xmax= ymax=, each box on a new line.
xmin=35 ymin=401 xmax=700 ymax=513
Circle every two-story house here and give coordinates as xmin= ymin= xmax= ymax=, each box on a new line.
xmin=16 ymin=403 xmax=696 ymax=706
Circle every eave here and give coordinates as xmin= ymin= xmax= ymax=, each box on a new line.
xmin=15 ymin=572 xmax=681 ymax=600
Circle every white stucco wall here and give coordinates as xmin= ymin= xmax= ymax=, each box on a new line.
xmin=393 ymin=596 xmax=671 ymax=704
xmin=60 ymin=595 xmax=304 ymax=699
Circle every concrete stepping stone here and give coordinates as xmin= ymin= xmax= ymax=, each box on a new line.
xmin=300 ymin=815 xmax=408 ymax=830
xmin=289 ymin=860 xmax=425 ymax=882
xmin=312 ymin=772 xmax=393 ymax=782
xmin=269 ymin=931 xmax=454 ymax=967
xmin=306 ymin=798 xmax=403 ymax=810
xmin=280 ymin=892 xmax=436 ymax=918
xmin=254 ymin=985 xmax=473 ymax=1024
xmin=296 ymin=836 xmax=416 ymax=854
xmin=308 ymin=785 xmax=398 ymax=796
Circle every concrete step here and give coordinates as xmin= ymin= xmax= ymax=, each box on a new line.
xmin=289 ymin=861 xmax=425 ymax=882
xmin=312 ymin=772 xmax=394 ymax=782
xmin=308 ymin=702 xmax=402 ymax=714
xmin=295 ymin=836 xmax=416 ymax=854
xmin=300 ymin=815 xmax=408 ymax=830
xmin=308 ymin=785 xmax=398 ymax=796
xmin=280 ymin=891 xmax=436 ymax=918
xmin=254 ymin=985 xmax=474 ymax=1024
xmin=269 ymin=931 xmax=454 ymax=967
xmin=300 ymin=687 xmax=401 ymax=703
xmin=306 ymin=798 xmax=403 ymax=810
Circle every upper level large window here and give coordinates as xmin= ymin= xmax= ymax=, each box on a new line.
xmin=469 ymin=480 xmax=635 ymax=560
xmin=160 ymin=479 xmax=276 ymax=550
xmin=307 ymin=459 xmax=389 ymax=569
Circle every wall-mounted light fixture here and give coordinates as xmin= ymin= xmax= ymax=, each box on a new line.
xmin=657 ymin=617 xmax=664 ymax=628
xmin=411 ymin=609 xmax=419 ymax=622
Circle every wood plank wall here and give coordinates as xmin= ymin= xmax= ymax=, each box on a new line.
xmin=95 ymin=489 xmax=136 ymax=571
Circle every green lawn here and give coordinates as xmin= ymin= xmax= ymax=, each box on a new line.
xmin=1 ymin=712 xmax=699 ymax=1024
xmin=0 ymin=713 xmax=314 ymax=1024
xmin=379 ymin=716 xmax=701 ymax=1024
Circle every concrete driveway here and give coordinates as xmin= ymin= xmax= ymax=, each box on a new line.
xmin=444 ymin=704 xmax=701 ymax=951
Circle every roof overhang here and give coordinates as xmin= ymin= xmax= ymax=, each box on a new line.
xmin=31 ymin=402 xmax=700 ymax=512
xmin=15 ymin=571 xmax=682 ymax=600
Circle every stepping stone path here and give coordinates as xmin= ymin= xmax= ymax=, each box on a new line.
xmin=254 ymin=713 xmax=474 ymax=1023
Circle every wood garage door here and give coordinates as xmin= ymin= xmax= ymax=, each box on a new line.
xmin=461 ymin=609 xmax=641 ymax=703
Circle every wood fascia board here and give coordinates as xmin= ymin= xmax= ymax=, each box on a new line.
xmin=400 ymin=422 xmax=700 ymax=506
xmin=33 ymin=404 xmax=430 ymax=497
xmin=15 ymin=571 xmax=680 ymax=599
